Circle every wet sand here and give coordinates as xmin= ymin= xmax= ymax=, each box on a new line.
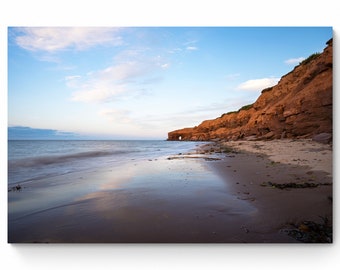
xmin=9 ymin=157 xmax=258 ymax=243
xmin=8 ymin=139 xmax=332 ymax=243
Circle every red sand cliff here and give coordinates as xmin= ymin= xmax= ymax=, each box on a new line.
xmin=168 ymin=39 xmax=333 ymax=141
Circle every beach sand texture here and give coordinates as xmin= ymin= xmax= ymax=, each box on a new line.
xmin=209 ymin=139 xmax=332 ymax=243
xmin=221 ymin=139 xmax=332 ymax=175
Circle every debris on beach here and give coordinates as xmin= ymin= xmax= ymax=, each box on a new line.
xmin=285 ymin=217 xmax=332 ymax=243
xmin=8 ymin=184 xmax=23 ymax=192
xmin=260 ymin=181 xmax=332 ymax=189
xmin=241 ymin=225 xmax=249 ymax=233
xmin=167 ymin=155 xmax=221 ymax=161
xmin=204 ymin=157 xmax=222 ymax=161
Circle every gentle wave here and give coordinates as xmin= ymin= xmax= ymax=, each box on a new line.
xmin=8 ymin=140 xmax=204 ymax=185
xmin=8 ymin=150 xmax=137 ymax=169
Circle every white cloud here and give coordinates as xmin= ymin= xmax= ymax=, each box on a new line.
xmin=67 ymin=53 xmax=164 ymax=103
xmin=237 ymin=77 xmax=279 ymax=91
xmin=62 ymin=35 xmax=171 ymax=102
xmin=66 ymin=70 xmax=128 ymax=103
xmin=186 ymin=46 xmax=198 ymax=51
xmin=15 ymin=27 xmax=123 ymax=52
xmin=100 ymin=61 xmax=150 ymax=82
xmin=71 ymin=86 xmax=127 ymax=103
xmin=183 ymin=39 xmax=199 ymax=51
xmin=161 ymin=63 xmax=170 ymax=69
xmin=284 ymin=57 xmax=305 ymax=65
xmin=65 ymin=75 xmax=81 ymax=80
xmin=65 ymin=75 xmax=81 ymax=87
xmin=114 ymin=48 xmax=149 ymax=62
xmin=65 ymin=75 xmax=81 ymax=81
xmin=184 ymin=40 xmax=198 ymax=46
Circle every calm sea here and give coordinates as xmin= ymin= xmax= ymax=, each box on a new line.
xmin=8 ymin=140 xmax=203 ymax=185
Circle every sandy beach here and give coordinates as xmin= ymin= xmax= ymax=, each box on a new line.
xmin=219 ymin=139 xmax=332 ymax=175
xmin=207 ymin=139 xmax=333 ymax=242
xmin=8 ymin=139 xmax=332 ymax=243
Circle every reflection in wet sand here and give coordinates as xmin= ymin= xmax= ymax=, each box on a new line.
xmin=8 ymin=158 xmax=257 ymax=243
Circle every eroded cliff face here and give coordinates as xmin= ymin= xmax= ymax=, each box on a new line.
xmin=168 ymin=39 xmax=333 ymax=141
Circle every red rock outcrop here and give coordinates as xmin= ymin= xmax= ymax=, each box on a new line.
xmin=168 ymin=39 xmax=332 ymax=141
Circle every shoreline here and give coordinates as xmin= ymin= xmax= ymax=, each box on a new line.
xmin=8 ymin=139 xmax=332 ymax=243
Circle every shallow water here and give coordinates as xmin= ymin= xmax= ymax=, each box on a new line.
xmin=8 ymin=140 xmax=257 ymax=243
xmin=8 ymin=140 xmax=203 ymax=185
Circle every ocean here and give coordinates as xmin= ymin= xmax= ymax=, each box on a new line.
xmin=8 ymin=140 xmax=203 ymax=186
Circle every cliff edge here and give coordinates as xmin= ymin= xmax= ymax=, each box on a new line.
xmin=168 ymin=39 xmax=332 ymax=142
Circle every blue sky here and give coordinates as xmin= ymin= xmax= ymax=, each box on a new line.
xmin=8 ymin=27 xmax=332 ymax=139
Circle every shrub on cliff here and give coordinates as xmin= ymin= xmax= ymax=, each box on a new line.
xmin=220 ymin=103 xmax=253 ymax=118
xmin=299 ymin=52 xmax=321 ymax=66
xmin=238 ymin=103 xmax=253 ymax=111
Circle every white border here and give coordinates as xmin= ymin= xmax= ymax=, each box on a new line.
xmin=1 ymin=1 xmax=339 ymax=270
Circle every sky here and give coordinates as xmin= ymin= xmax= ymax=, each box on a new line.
xmin=8 ymin=27 xmax=332 ymax=139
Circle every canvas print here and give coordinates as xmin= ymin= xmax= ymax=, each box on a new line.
xmin=8 ymin=27 xmax=332 ymax=243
